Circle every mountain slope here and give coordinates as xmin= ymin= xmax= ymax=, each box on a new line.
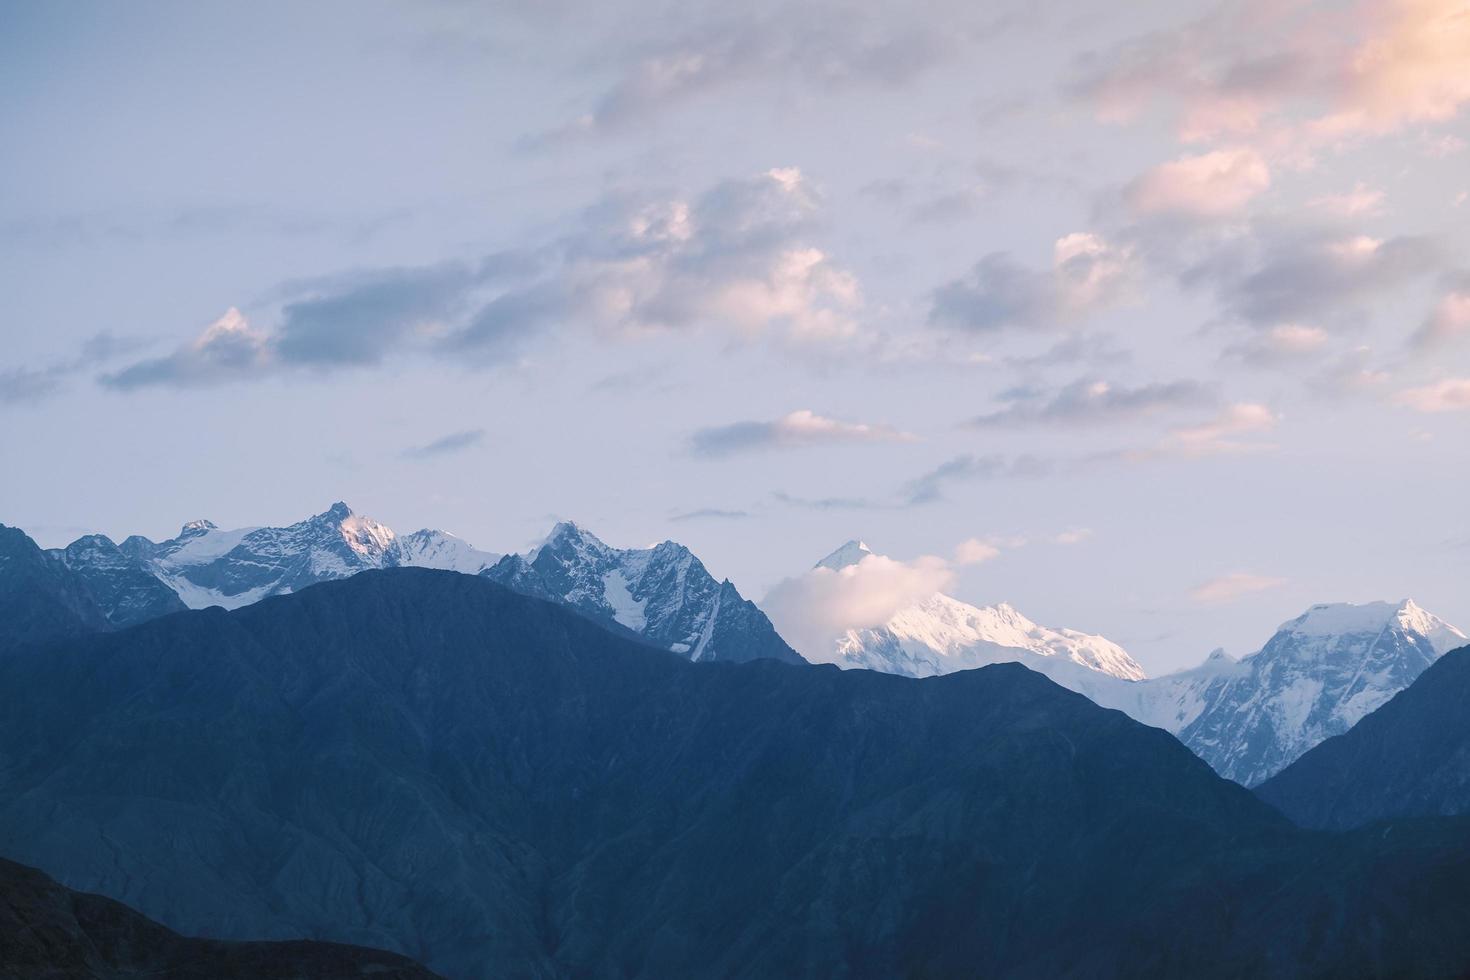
xmin=484 ymin=521 xmax=804 ymax=664
xmin=0 ymin=524 xmax=110 ymax=648
xmin=1256 ymin=645 xmax=1470 ymax=829
xmin=0 ymin=855 xmax=439 ymax=979
xmin=48 ymin=534 xmax=188 ymax=627
xmin=1165 ymin=600 xmax=1466 ymax=786
xmin=4 ymin=570 xmax=1470 ymax=977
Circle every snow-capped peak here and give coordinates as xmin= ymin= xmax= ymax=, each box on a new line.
xmin=178 ymin=519 xmax=217 ymax=538
xmin=1275 ymin=599 xmax=1466 ymax=655
xmin=815 ymin=539 xmax=873 ymax=571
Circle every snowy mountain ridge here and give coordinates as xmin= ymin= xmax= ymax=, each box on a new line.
xmin=796 ymin=540 xmax=1466 ymax=785
xmin=483 ymin=521 xmax=804 ymax=665
xmin=70 ymin=502 xmax=501 ymax=612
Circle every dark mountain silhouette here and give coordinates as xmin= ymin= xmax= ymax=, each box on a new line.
xmin=1 ymin=568 xmax=1469 ymax=977
xmin=1257 ymin=645 xmax=1470 ymax=830
xmin=0 ymin=855 xmax=440 ymax=979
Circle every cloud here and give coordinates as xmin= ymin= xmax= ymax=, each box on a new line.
xmin=101 ymin=308 xmax=272 ymax=389
xmin=104 ymin=168 xmax=865 ymax=390
xmin=400 ymin=429 xmax=487 ymax=460
xmin=1072 ymin=0 xmax=1470 ymax=148
xmin=954 ymin=539 xmax=999 ymax=565
xmin=690 ymin=409 xmax=913 ymax=457
xmin=1096 ymin=403 xmax=1280 ymax=463
xmin=771 ymin=490 xmax=883 ymax=511
xmin=1124 ymin=148 xmax=1271 ymax=218
xmin=527 ymin=4 xmax=985 ymax=144
xmin=669 ymin=507 xmax=751 ymax=522
xmin=930 ymin=232 xmax=1135 ymax=331
xmin=1053 ymin=528 xmax=1093 ymax=545
xmin=762 ymin=550 xmax=955 ymax=659
xmin=274 ymin=263 xmax=482 ymax=367
xmin=0 ymin=367 xmax=62 ymax=405
xmin=1411 ymin=276 xmax=1470 ymax=349
xmin=1308 ymin=182 xmax=1387 ymax=216
xmin=1310 ymin=0 xmax=1470 ymax=139
xmin=1310 ymin=346 xmax=1393 ymax=396
xmin=1157 ymin=402 xmax=1279 ymax=457
xmin=904 ymin=453 xmax=1053 ymax=505
xmin=1 ymin=332 xmax=149 ymax=404
xmin=1395 ymin=377 xmax=1470 ymax=412
xmin=1222 ymin=323 xmax=1330 ymax=367
xmin=1190 ymin=571 xmax=1287 ymax=604
xmin=969 ymin=378 xmax=1211 ymax=427
xmin=1180 ymin=227 xmax=1439 ymax=325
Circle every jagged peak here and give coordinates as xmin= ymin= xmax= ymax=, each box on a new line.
xmin=322 ymin=501 xmax=353 ymax=521
xmin=178 ymin=518 xmax=217 ymax=538
xmin=540 ymin=520 xmax=608 ymax=551
xmin=815 ymin=539 xmax=874 ymax=571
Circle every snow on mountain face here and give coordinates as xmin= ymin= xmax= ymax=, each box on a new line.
xmin=389 ymin=529 xmax=500 ymax=575
xmin=1163 ymin=599 xmax=1468 ymax=786
xmin=796 ymin=543 xmax=1466 ymax=787
xmin=75 ymin=504 xmax=501 ymax=611
xmin=1060 ymin=599 xmax=1468 ymax=787
xmin=483 ymin=522 xmax=804 ymax=665
xmin=803 ymin=543 xmax=1146 ymax=681
xmin=815 ymin=539 xmax=873 ymax=571
xmin=46 ymin=535 xmax=187 ymax=627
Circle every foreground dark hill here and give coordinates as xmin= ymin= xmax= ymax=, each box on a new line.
xmin=1257 ymin=645 xmax=1470 ymax=830
xmin=0 ymin=856 xmax=440 ymax=979
xmin=3 ymin=570 xmax=1470 ymax=978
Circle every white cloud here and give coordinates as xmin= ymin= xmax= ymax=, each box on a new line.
xmin=1124 ymin=148 xmax=1271 ymax=218
xmin=1189 ymin=572 xmax=1287 ymax=604
xmin=1395 ymin=377 xmax=1470 ymax=412
xmin=1053 ymin=528 xmax=1094 ymax=545
xmin=1100 ymin=403 xmax=1279 ymax=463
xmin=954 ymin=538 xmax=1002 ymax=565
xmin=1162 ymin=402 xmax=1279 ymax=457
xmin=1412 ymin=285 xmax=1470 ymax=349
xmin=762 ymin=551 xmax=954 ymax=659
xmin=1076 ymin=0 xmax=1470 ymax=150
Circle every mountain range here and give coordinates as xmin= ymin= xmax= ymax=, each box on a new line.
xmin=5 ymin=567 xmax=1470 ymax=977
xmin=791 ymin=541 xmax=1467 ymax=785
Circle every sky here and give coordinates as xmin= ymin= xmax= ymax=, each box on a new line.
xmin=2 ymin=0 xmax=1468 ymax=674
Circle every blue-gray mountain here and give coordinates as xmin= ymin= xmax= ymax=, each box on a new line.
xmin=48 ymin=506 xmax=800 ymax=665
xmin=1256 ymin=645 xmax=1470 ymax=830
xmin=4 ymin=568 xmax=1470 ymax=978
xmin=482 ymin=521 xmax=804 ymax=665
xmin=0 ymin=855 xmax=439 ymax=979
xmin=0 ymin=524 xmax=111 ymax=648
xmin=47 ymin=533 xmax=188 ymax=627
